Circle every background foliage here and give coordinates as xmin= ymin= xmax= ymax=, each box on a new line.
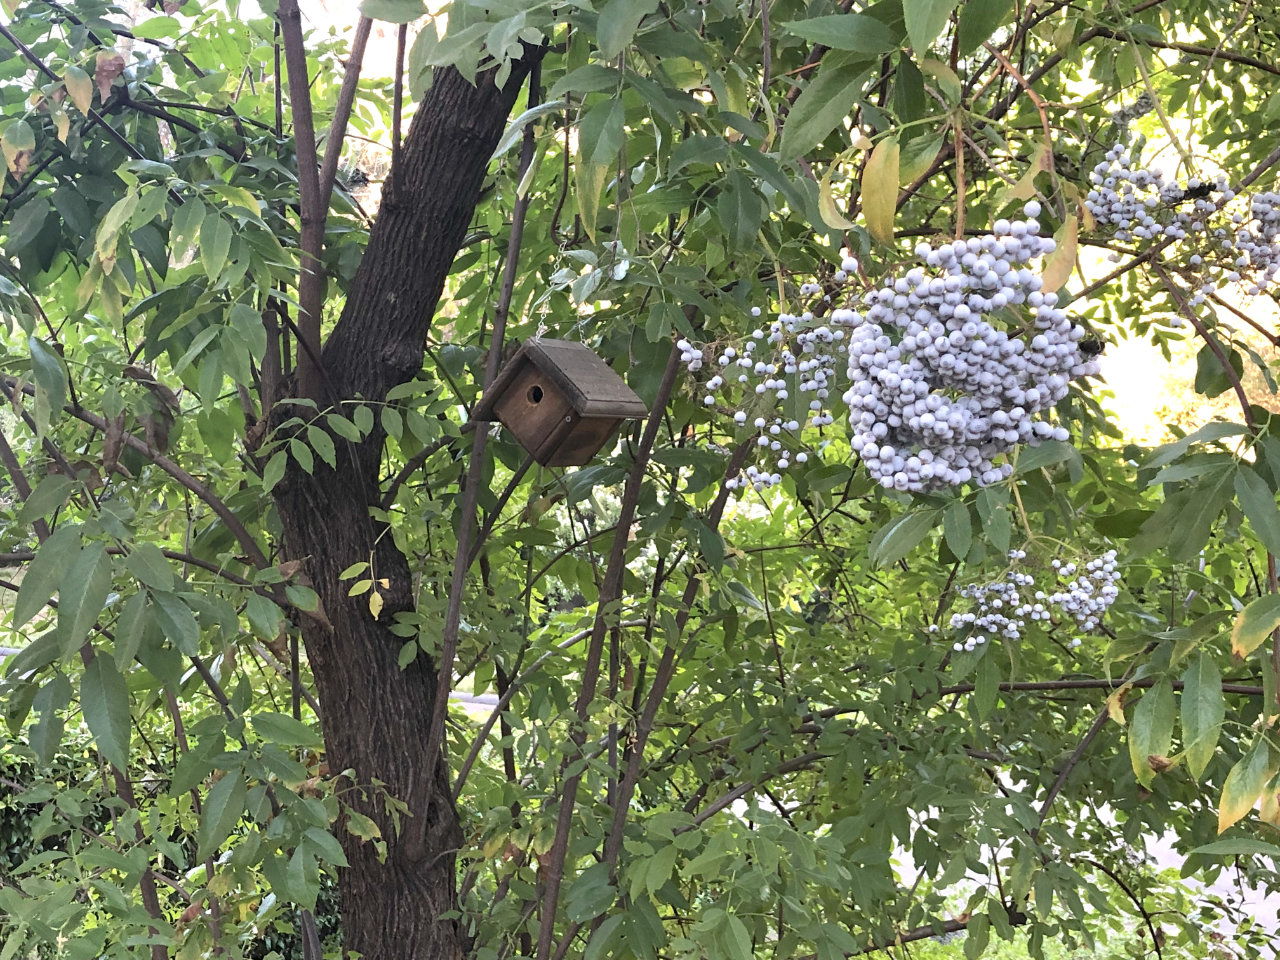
xmin=1 ymin=0 xmax=1280 ymax=958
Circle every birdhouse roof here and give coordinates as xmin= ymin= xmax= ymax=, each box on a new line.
xmin=475 ymin=339 xmax=648 ymax=420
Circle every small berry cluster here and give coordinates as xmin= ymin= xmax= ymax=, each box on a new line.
xmin=1085 ymin=144 xmax=1280 ymax=302
xmin=1046 ymin=551 xmax=1121 ymax=633
xmin=1085 ymin=145 xmax=1233 ymax=245
xmin=942 ymin=549 xmax=1120 ymax=652
xmin=682 ymin=260 xmax=861 ymax=492
xmin=844 ymin=203 xmax=1096 ymax=491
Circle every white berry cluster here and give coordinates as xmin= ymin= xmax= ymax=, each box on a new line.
xmin=681 ymin=260 xmax=862 ymax=492
xmin=843 ymin=202 xmax=1097 ymax=491
xmin=943 ymin=549 xmax=1120 ymax=652
xmin=1085 ymin=144 xmax=1233 ymax=246
xmin=1046 ymin=550 xmax=1121 ymax=633
xmin=1085 ymin=145 xmax=1280 ymax=301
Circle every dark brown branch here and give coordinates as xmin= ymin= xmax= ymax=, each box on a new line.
xmin=0 ymin=429 xmax=50 ymax=542
xmin=535 ymin=340 xmax=687 ymax=960
xmin=275 ymin=0 xmax=327 ymax=400
xmin=1088 ymin=25 xmax=1280 ymax=78
xmin=318 ymin=17 xmax=373 ymax=215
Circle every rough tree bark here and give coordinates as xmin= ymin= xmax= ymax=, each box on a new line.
xmin=272 ymin=55 xmax=541 ymax=960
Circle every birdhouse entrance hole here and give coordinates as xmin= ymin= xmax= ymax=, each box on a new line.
xmin=527 ymin=385 xmax=544 ymax=404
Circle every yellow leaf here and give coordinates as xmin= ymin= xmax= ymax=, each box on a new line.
xmin=64 ymin=65 xmax=93 ymax=116
xmin=1040 ymin=214 xmax=1077 ymax=292
xmin=920 ymin=58 xmax=962 ymax=104
xmin=574 ymin=161 xmax=608 ymax=242
xmin=1260 ymin=774 xmax=1280 ymax=827
xmin=1219 ymin=741 xmax=1273 ymax=833
xmin=53 ymin=109 xmax=70 ymax=144
xmin=861 ymin=135 xmax=900 ymax=246
xmin=368 ymin=590 xmax=384 ymax=620
xmin=996 ymin=139 xmax=1052 ymax=209
xmin=1106 ymin=681 xmax=1132 ymax=726
xmin=1231 ymin=594 xmax=1280 ymax=658
xmin=819 ymin=164 xmax=857 ymax=230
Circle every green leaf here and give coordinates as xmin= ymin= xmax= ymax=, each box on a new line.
xmin=28 ymin=336 xmax=68 ymax=435
xmin=1128 ymin=677 xmax=1174 ymax=786
xmin=6 ymin=197 xmax=51 ymax=253
xmin=1219 ymin=739 xmax=1271 ymax=833
xmin=302 ymin=826 xmax=349 ymax=867
xmin=565 ymin=862 xmax=616 ymax=923
xmin=1181 ymin=652 xmax=1223 ymax=781
xmin=1143 ymin=421 xmax=1246 ymax=470
xmin=1016 ymin=440 xmax=1076 ymax=474
xmin=780 ymin=60 xmax=869 ymax=159
xmin=359 ymin=0 xmax=427 ymax=22
xmin=583 ymin=915 xmax=625 ymax=960
xmin=1231 ymin=593 xmax=1280 ymax=659
xmin=197 ymin=769 xmax=247 ymax=860
xmin=942 ymin=499 xmax=971 ymax=561
xmin=290 ymin=437 xmax=314 ymax=474
xmin=113 ymin=591 xmax=149 ymax=665
xmin=151 ymin=591 xmax=201 ymax=655
xmin=1190 ymin=838 xmax=1280 ymax=857
xmin=493 ymin=101 xmax=566 ymax=158
xmin=200 ymin=215 xmax=233 ymax=280
xmin=261 ymin=450 xmax=287 ymax=492
xmin=723 ymin=914 xmax=753 ymax=960
xmin=95 ymin=191 xmax=140 ymax=258
xmin=169 ymin=736 xmax=223 ymax=796
xmin=124 ymin=543 xmax=174 ymax=591
xmin=170 ymin=198 xmax=206 ymax=253
xmin=870 ymin=508 xmax=938 ymax=567
xmin=307 ymin=424 xmax=337 ymax=468
xmin=30 ymin=673 xmax=70 ymax=765
xmin=784 ymin=15 xmax=900 ymax=54
xmin=1234 ymin=466 xmax=1280 ymax=556
xmin=956 ymin=0 xmax=1013 ymax=54
xmin=597 ymin=0 xmax=658 ymax=58
xmin=578 ymin=99 xmax=625 ymax=168
xmin=861 ymin=135 xmax=900 ymax=245
xmin=903 ymin=0 xmax=960 ymax=55
xmin=252 ymin=712 xmax=323 ymax=748
xmin=58 ymin=543 xmax=111 ymax=654
xmin=17 ymin=474 xmax=74 ymax=528
xmin=81 ymin=653 xmax=131 ymax=770
xmin=975 ymin=486 xmax=1011 ymax=554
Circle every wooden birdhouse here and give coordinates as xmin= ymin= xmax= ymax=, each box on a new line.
xmin=474 ymin=339 xmax=647 ymax=467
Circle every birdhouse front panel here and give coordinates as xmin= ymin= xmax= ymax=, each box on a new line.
xmin=491 ymin=363 xmax=574 ymax=460
xmin=541 ymin=415 xmax=624 ymax=466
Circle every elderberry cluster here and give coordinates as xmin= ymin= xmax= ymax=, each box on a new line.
xmin=682 ymin=205 xmax=1097 ymax=493
xmin=683 ymin=260 xmax=862 ymax=492
xmin=944 ymin=549 xmax=1120 ymax=652
xmin=1085 ymin=145 xmax=1280 ymax=301
xmin=844 ymin=202 xmax=1097 ymax=491
xmin=1084 ymin=144 xmax=1233 ymax=245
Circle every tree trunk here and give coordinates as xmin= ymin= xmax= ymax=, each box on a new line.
xmin=273 ymin=54 xmax=540 ymax=960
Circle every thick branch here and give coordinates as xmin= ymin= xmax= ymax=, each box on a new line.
xmin=275 ymin=0 xmax=327 ymax=400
